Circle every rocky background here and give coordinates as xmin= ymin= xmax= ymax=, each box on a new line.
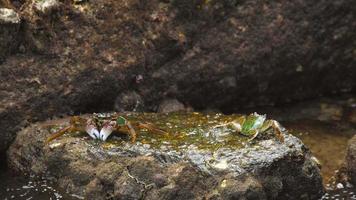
xmin=0 ymin=0 xmax=355 ymax=160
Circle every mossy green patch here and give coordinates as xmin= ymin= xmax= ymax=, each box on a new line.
xmin=104 ymin=112 xmax=250 ymax=151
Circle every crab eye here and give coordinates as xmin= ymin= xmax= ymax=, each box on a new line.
xmin=117 ymin=116 xmax=126 ymax=125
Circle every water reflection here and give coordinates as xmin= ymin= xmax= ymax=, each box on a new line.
xmin=284 ymin=120 xmax=353 ymax=182
xmin=284 ymin=120 xmax=356 ymax=199
xmin=0 ymin=169 xmax=77 ymax=200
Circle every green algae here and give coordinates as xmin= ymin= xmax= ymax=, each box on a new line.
xmin=48 ymin=112 xmax=282 ymax=153
xmin=44 ymin=112 xmax=298 ymax=177
xmin=100 ymin=112 xmax=254 ymax=151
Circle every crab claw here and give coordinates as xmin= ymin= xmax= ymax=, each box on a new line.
xmin=86 ymin=119 xmax=100 ymax=139
xmin=100 ymin=120 xmax=117 ymax=141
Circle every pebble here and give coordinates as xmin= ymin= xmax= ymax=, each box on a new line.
xmin=346 ymin=182 xmax=353 ymax=188
xmin=0 ymin=8 xmax=20 ymax=24
xmin=336 ymin=183 xmax=344 ymax=189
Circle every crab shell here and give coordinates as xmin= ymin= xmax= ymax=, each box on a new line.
xmin=240 ymin=113 xmax=267 ymax=135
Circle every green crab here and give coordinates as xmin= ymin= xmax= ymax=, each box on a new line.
xmin=213 ymin=112 xmax=284 ymax=142
xmin=46 ymin=113 xmax=168 ymax=144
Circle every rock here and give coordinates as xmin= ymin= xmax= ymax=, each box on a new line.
xmin=73 ymin=0 xmax=87 ymax=4
xmin=318 ymin=103 xmax=344 ymax=121
xmin=157 ymin=99 xmax=186 ymax=113
xmin=346 ymin=135 xmax=356 ymax=185
xmin=347 ymin=108 xmax=356 ymax=125
xmin=336 ymin=183 xmax=344 ymax=189
xmin=1 ymin=0 xmax=356 ymax=156
xmin=8 ymin=112 xmax=324 ymax=199
xmin=20 ymin=0 xmax=63 ymax=54
xmin=114 ymin=91 xmax=144 ymax=112
xmin=34 ymin=0 xmax=61 ymax=15
xmin=0 ymin=8 xmax=20 ymax=24
xmin=0 ymin=8 xmax=20 ymax=61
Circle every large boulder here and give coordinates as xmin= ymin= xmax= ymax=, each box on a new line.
xmin=8 ymin=112 xmax=324 ymax=199
xmin=1 ymin=0 xmax=355 ymax=155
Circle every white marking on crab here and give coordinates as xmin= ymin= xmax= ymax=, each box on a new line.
xmin=100 ymin=121 xmax=116 ymax=141
xmin=100 ymin=127 xmax=113 ymax=141
xmin=85 ymin=125 xmax=100 ymax=139
xmin=251 ymin=112 xmax=266 ymax=129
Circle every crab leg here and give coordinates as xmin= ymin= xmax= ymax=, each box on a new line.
xmin=99 ymin=116 xmax=138 ymax=142
xmin=137 ymin=122 xmax=169 ymax=136
xmin=213 ymin=116 xmax=246 ymax=131
xmin=114 ymin=122 xmax=167 ymax=143
xmin=247 ymin=130 xmax=259 ymax=142
xmin=99 ymin=121 xmax=137 ymax=142
xmin=270 ymin=120 xmax=284 ymax=142
xmin=125 ymin=121 xmax=137 ymax=142
xmin=260 ymin=120 xmax=284 ymax=142
xmin=46 ymin=126 xmax=73 ymax=144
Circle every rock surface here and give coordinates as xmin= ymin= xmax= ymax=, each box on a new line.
xmin=157 ymin=99 xmax=187 ymax=113
xmin=346 ymin=135 xmax=356 ymax=185
xmin=34 ymin=0 xmax=61 ymax=15
xmin=0 ymin=8 xmax=20 ymax=61
xmin=8 ymin=112 xmax=324 ymax=199
xmin=1 ymin=0 xmax=355 ymax=155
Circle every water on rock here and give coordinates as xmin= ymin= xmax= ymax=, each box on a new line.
xmin=7 ymin=112 xmax=323 ymax=199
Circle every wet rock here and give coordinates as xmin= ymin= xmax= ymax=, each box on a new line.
xmin=8 ymin=112 xmax=324 ymax=199
xmin=346 ymin=135 xmax=356 ymax=185
xmin=157 ymin=99 xmax=186 ymax=113
xmin=20 ymin=0 xmax=63 ymax=54
xmin=0 ymin=8 xmax=20 ymax=61
xmin=347 ymin=108 xmax=356 ymax=125
xmin=0 ymin=8 xmax=20 ymax=23
xmin=73 ymin=0 xmax=87 ymax=4
xmin=1 ymin=0 xmax=356 ymax=156
xmin=114 ymin=91 xmax=144 ymax=112
xmin=318 ymin=103 xmax=344 ymax=121
xmin=34 ymin=0 xmax=61 ymax=15
xmin=218 ymin=175 xmax=266 ymax=199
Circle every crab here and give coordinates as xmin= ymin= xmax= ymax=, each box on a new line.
xmin=213 ymin=112 xmax=284 ymax=142
xmin=46 ymin=114 xmax=168 ymax=144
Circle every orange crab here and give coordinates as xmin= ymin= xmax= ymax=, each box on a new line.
xmin=46 ymin=113 xmax=168 ymax=144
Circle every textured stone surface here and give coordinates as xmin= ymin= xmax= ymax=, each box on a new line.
xmin=8 ymin=113 xmax=324 ymax=199
xmin=157 ymin=99 xmax=187 ymax=113
xmin=0 ymin=8 xmax=20 ymax=61
xmin=34 ymin=0 xmax=60 ymax=15
xmin=1 ymin=0 xmax=355 ymax=155
xmin=0 ymin=8 xmax=20 ymax=23
xmin=346 ymin=135 xmax=356 ymax=185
